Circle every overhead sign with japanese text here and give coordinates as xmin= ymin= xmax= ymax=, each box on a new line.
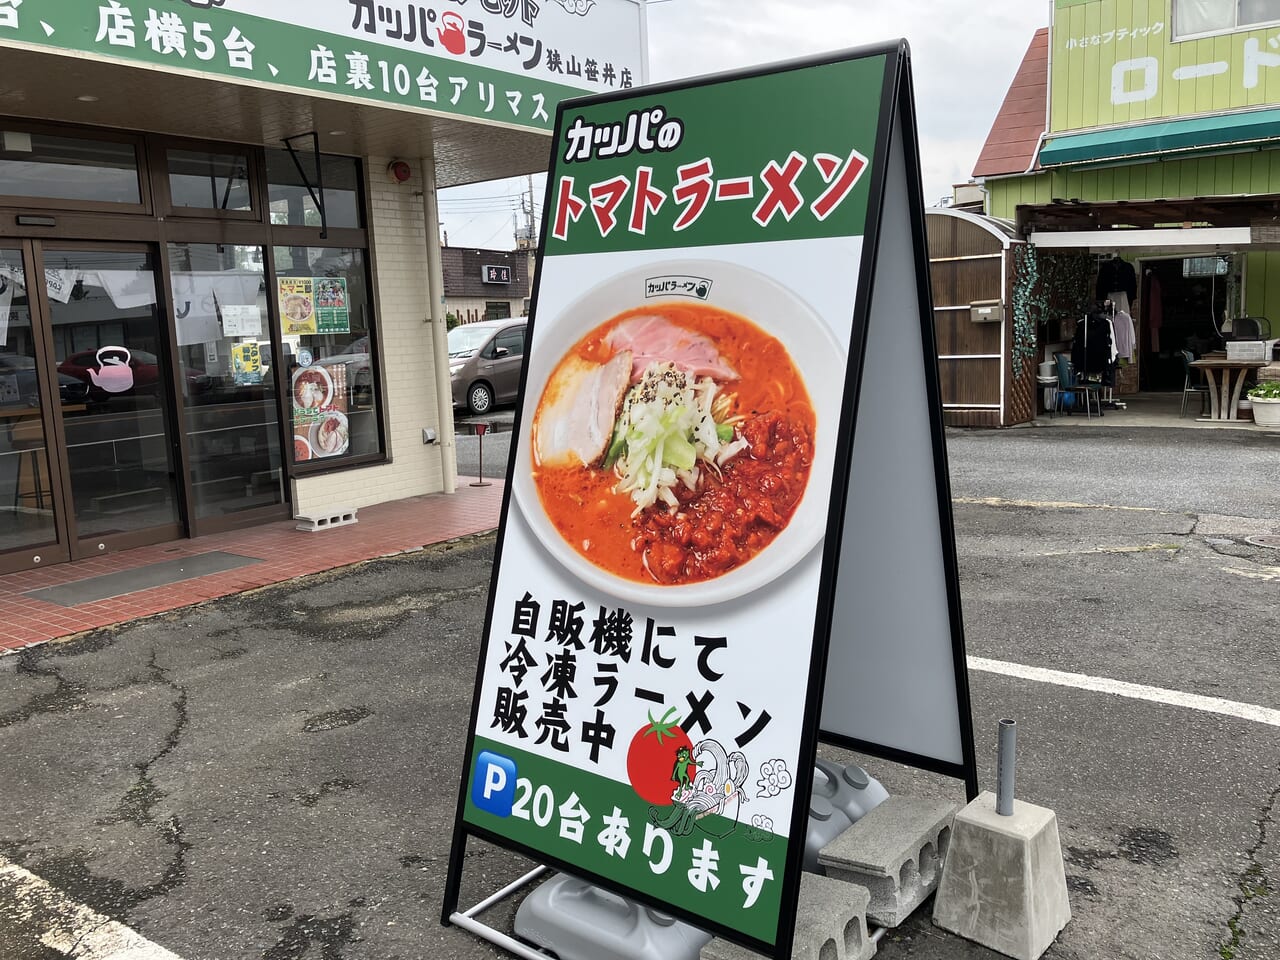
xmin=444 ymin=43 xmax=975 ymax=958
xmin=0 ymin=0 xmax=643 ymax=131
xmin=1052 ymin=0 xmax=1280 ymax=132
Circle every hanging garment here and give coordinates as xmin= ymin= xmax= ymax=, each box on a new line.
xmin=1071 ymin=311 xmax=1114 ymax=376
xmin=1096 ymin=258 xmax=1138 ymax=303
xmin=1105 ymin=290 xmax=1131 ymax=316
xmin=1146 ymin=273 xmax=1163 ymax=352
xmin=1112 ymin=309 xmax=1136 ymax=359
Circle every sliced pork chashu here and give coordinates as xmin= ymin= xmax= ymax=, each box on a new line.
xmin=605 ymin=314 xmax=738 ymax=383
xmin=534 ymin=350 xmax=633 ymax=468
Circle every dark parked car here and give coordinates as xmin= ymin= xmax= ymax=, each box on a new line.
xmin=448 ymin=317 xmax=527 ymax=415
xmin=57 ymin=348 xmax=209 ymax=398
xmin=0 ymin=352 xmax=91 ymax=406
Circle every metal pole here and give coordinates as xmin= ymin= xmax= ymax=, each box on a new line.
xmin=420 ymin=142 xmax=457 ymax=494
xmin=996 ymin=718 xmax=1016 ymax=816
xmin=470 ymin=423 xmax=491 ymax=488
xmin=638 ymin=0 xmax=650 ymax=85
xmin=460 ymin=865 xmax=549 ymax=919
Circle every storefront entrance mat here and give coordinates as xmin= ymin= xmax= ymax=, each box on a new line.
xmin=24 ymin=552 xmax=262 ymax=607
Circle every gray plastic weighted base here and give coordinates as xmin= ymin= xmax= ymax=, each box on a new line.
xmin=813 ymin=759 xmax=889 ymax=825
xmin=806 ymin=760 xmax=890 ymax=873
xmin=514 ymin=873 xmax=713 ymax=960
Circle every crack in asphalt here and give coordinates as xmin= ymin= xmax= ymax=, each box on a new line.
xmin=99 ymin=649 xmax=191 ymax=832
xmin=262 ymin=911 xmax=361 ymax=960
xmin=21 ymin=648 xmax=195 ymax=923
xmin=1221 ymin=768 xmax=1279 ymax=959
xmin=0 ymin=654 xmax=88 ymax=729
xmin=1199 ymin=531 xmax=1280 ymax=568
xmin=305 ymin=582 xmax=489 ymax=620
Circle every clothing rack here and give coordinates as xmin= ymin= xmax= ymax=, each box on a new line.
xmin=1097 ymin=300 xmax=1126 ymax=411
xmin=1075 ymin=299 xmax=1127 ymax=413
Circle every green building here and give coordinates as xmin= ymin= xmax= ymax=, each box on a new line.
xmin=975 ymin=0 xmax=1280 ymax=393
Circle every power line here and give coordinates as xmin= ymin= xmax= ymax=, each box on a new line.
xmin=478 ymin=219 xmax=512 ymax=247
xmin=438 ymin=197 xmax=522 ymax=205
xmin=437 ymin=190 xmax=528 ymax=201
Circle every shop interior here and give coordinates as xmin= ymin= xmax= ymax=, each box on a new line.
xmin=1137 ymin=254 xmax=1244 ymax=392
xmin=1040 ymin=249 xmax=1276 ymax=410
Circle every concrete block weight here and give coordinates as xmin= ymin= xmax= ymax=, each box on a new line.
xmin=931 ymin=791 xmax=1071 ymax=960
xmin=701 ymin=873 xmax=875 ymax=960
xmin=818 ymin=796 xmax=958 ymax=927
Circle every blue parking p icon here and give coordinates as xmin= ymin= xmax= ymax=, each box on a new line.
xmin=471 ymin=751 xmax=517 ymax=817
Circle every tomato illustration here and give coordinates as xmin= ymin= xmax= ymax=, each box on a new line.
xmin=626 ymin=708 xmax=696 ymax=805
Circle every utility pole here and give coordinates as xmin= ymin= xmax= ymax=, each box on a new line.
xmin=515 ymin=174 xmax=538 ymax=250
xmin=526 ymin=174 xmax=536 ymax=246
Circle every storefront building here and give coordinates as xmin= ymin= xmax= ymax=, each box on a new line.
xmin=0 ymin=1 xmax=641 ymax=573
xmin=443 ymin=246 xmax=533 ymax=323
xmin=976 ymin=1 xmax=1280 ymax=393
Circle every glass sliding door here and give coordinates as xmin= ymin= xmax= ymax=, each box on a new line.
xmin=167 ymin=243 xmax=285 ymax=521
xmin=0 ymin=246 xmax=71 ymax=569
xmin=45 ymin=246 xmax=183 ymax=547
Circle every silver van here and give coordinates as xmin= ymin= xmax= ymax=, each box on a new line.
xmin=448 ymin=317 xmax=527 ymax=414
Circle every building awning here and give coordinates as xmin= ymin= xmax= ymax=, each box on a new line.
xmin=1039 ymin=108 xmax=1280 ymax=167
xmin=0 ymin=46 xmax=552 ymax=187
xmin=1028 ymin=226 xmax=1252 ymax=251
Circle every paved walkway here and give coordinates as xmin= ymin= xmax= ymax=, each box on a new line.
xmin=0 ymin=479 xmax=504 ymax=654
xmin=1034 ymin=389 xmax=1269 ymax=429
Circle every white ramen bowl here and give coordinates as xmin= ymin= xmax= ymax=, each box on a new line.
xmin=512 ymin=259 xmax=848 ymax=608
xmin=310 ymin=409 xmax=350 ymax=457
xmin=292 ymin=364 xmax=333 ymax=410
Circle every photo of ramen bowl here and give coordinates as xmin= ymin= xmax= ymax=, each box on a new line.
xmin=310 ymin=409 xmax=350 ymax=457
xmin=294 ymin=436 xmax=314 ymax=462
xmin=512 ymin=259 xmax=847 ymax=608
xmin=284 ymin=293 xmax=313 ymax=322
xmin=291 ymin=365 xmax=333 ymax=410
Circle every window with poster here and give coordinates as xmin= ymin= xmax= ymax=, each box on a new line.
xmin=273 ymin=245 xmax=383 ymax=468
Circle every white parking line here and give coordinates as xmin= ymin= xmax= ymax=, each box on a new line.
xmin=0 ymin=857 xmax=183 ymax=960
xmin=953 ymin=496 xmax=1163 ymax=513
xmin=968 ymin=656 xmax=1280 ymax=728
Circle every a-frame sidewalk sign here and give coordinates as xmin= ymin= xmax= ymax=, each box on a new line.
xmin=442 ymin=39 xmax=977 ymax=959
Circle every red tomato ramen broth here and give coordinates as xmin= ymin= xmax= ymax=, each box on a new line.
xmin=532 ymin=302 xmax=815 ymax=585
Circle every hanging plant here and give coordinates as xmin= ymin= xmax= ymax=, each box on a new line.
xmin=1011 ymin=246 xmax=1095 ymax=376
xmin=1011 ymin=244 xmax=1040 ymax=378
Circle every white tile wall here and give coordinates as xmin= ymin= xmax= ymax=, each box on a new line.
xmin=293 ymin=156 xmax=453 ymax=515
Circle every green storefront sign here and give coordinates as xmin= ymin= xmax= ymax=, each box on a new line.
xmin=1052 ymin=0 xmax=1280 ymax=132
xmin=0 ymin=0 xmax=645 ymax=131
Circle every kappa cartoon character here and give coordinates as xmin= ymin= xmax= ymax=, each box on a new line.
xmin=650 ymin=738 xmax=750 ymax=837
xmin=672 ymin=744 xmax=694 ymax=790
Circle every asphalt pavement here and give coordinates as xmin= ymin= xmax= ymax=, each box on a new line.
xmin=1 ymin=422 xmax=1278 ymax=960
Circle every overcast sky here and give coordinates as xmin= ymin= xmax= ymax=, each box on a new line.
xmin=437 ymin=0 xmax=1050 ymax=249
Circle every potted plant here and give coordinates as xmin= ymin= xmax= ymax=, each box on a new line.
xmin=1247 ymin=380 xmax=1280 ymax=427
